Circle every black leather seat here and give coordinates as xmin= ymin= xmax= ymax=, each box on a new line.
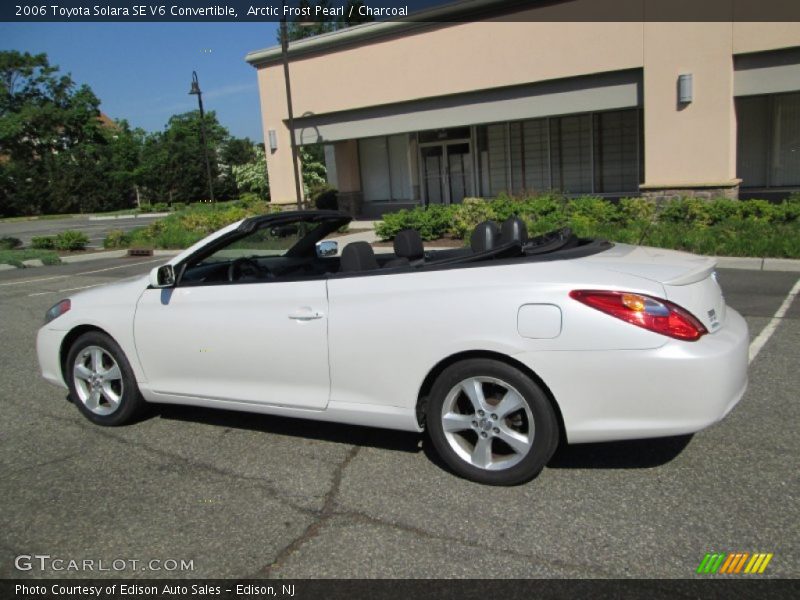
xmin=500 ymin=216 xmax=529 ymax=245
xmin=384 ymin=229 xmax=425 ymax=268
xmin=470 ymin=220 xmax=501 ymax=253
xmin=339 ymin=241 xmax=379 ymax=272
xmin=418 ymin=220 xmax=522 ymax=267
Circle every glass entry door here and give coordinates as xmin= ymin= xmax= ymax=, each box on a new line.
xmin=421 ymin=141 xmax=473 ymax=205
xmin=421 ymin=146 xmax=445 ymax=205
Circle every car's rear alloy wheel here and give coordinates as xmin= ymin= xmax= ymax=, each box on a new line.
xmin=427 ymin=359 xmax=559 ymax=485
xmin=66 ymin=332 xmax=145 ymax=426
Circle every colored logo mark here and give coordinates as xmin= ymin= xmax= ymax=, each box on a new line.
xmin=697 ymin=552 xmax=773 ymax=574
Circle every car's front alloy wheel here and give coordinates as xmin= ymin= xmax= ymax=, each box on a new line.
xmin=66 ymin=331 xmax=144 ymax=426
xmin=73 ymin=345 xmax=124 ymax=416
xmin=427 ymin=359 xmax=558 ymax=485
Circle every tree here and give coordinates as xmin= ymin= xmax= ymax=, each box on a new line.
xmin=137 ymin=110 xmax=236 ymax=204
xmin=232 ymin=143 xmax=270 ymax=200
xmin=222 ymin=136 xmax=257 ymax=166
xmin=99 ymin=121 xmax=147 ymax=211
xmin=300 ymin=146 xmax=327 ymax=193
xmin=278 ymin=1 xmax=374 ymax=44
xmin=0 ymin=51 xmax=149 ymax=216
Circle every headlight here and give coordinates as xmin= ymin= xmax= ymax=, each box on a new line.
xmin=44 ymin=299 xmax=71 ymax=324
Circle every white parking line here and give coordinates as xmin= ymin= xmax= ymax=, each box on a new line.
xmin=28 ymin=284 xmax=103 ymax=297
xmin=0 ymin=258 xmax=164 ymax=287
xmin=749 ymin=277 xmax=800 ymax=363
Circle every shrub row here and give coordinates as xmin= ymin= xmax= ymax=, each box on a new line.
xmin=0 ymin=249 xmax=61 ymax=268
xmin=106 ymin=198 xmax=278 ymax=249
xmin=30 ymin=230 xmax=90 ymax=251
xmin=0 ymin=236 xmax=22 ymax=250
xmin=374 ymin=194 xmax=800 ymax=258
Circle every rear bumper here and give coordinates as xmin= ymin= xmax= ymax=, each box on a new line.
xmin=516 ymin=307 xmax=749 ymax=443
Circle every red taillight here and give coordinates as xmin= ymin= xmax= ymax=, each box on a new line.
xmin=569 ymin=290 xmax=707 ymax=341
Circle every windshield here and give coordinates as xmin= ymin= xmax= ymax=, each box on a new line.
xmin=201 ymin=221 xmax=320 ymax=264
xmin=178 ymin=216 xmax=345 ymax=286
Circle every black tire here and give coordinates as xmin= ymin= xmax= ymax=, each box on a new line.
xmin=65 ymin=331 xmax=145 ymax=426
xmin=426 ymin=359 xmax=559 ymax=485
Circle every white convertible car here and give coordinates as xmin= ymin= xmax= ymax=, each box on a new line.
xmin=37 ymin=210 xmax=748 ymax=485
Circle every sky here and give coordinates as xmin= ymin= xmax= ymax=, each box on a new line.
xmin=1 ymin=22 xmax=281 ymax=142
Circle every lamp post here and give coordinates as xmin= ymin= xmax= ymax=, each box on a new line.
xmin=280 ymin=7 xmax=305 ymax=209
xmin=189 ymin=71 xmax=215 ymax=203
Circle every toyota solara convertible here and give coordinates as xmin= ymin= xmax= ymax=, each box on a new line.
xmin=37 ymin=210 xmax=748 ymax=485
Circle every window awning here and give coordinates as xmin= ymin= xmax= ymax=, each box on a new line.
xmin=734 ymin=47 xmax=800 ymax=97
xmin=292 ymin=69 xmax=642 ymax=145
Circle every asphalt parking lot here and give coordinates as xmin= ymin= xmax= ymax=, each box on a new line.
xmin=0 ymin=215 xmax=163 ymax=249
xmin=0 ymin=258 xmax=797 ymax=579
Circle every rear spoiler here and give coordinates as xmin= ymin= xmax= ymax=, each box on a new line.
xmin=663 ymin=259 xmax=717 ymax=286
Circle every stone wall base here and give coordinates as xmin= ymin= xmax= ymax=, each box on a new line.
xmin=640 ymin=185 xmax=740 ymax=202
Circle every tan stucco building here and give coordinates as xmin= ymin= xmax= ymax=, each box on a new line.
xmin=246 ymin=0 xmax=800 ymax=217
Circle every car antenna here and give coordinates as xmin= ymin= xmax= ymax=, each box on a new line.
xmin=636 ymin=201 xmax=662 ymax=246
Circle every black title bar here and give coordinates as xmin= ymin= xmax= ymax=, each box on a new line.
xmin=3 ymin=579 xmax=800 ymax=600
xmin=3 ymin=0 xmax=800 ymax=23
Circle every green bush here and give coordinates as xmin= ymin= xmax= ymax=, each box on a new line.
xmin=779 ymin=195 xmax=800 ymax=222
xmin=31 ymin=236 xmax=56 ymax=249
xmin=309 ymin=184 xmax=338 ymax=211
xmin=449 ymin=198 xmax=497 ymax=240
xmin=152 ymin=202 xmax=169 ymax=212
xmin=171 ymin=202 xmax=186 ymax=212
xmin=123 ymin=200 xmax=279 ymax=249
xmin=374 ymin=193 xmax=800 ymax=258
xmin=0 ymin=249 xmax=61 ymax=267
xmin=0 ymin=236 xmax=22 ymax=250
xmin=103 ymin=229 xmax=132 ymax=249
xmin=566 ymin=195 xmax=619 ymax=224
xmin=138 ymin=203 xmax=153 ymax=213
xmin=377 ymin=203 xmax=453 ymax=241
xmin=236 ymin=193 xmax=261 ymax=209
xmin=54 ymin=230 xmax=89 ymax=251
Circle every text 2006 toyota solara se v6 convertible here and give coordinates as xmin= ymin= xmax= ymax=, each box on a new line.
xmin=37 ymin=210 xmax=748 ymax=485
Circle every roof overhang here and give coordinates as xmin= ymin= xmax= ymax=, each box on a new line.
xmin=244 ymin=0 xmax=535 ymax=67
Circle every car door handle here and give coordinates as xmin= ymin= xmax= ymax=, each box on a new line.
xmin=288 ymin=310 xmax=323 ymax=321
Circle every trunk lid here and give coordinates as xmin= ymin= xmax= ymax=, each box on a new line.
xmin=580 ymin=244 xmax=727 ymax=333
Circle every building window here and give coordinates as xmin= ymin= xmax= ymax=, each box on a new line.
xmin=477 ymin=124 xmax=509 ymax=197
xmin=477 ymin=108 xmax=642 ymax=196
xmin=550 ymin=114 xmax=593 ymax=194
xmin=358 ymin=134 xmax=414 ymax=202
xmin=593 ymin=109 xmax=641 ymax=193
xmin=510 ymin=119 xmax=549 ymax=193
xmin=737 ymin=91 xmax=800 ymax=188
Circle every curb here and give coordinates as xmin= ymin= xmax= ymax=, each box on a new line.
xmin=0 ymin=250 xmax=180 ymax=270
xmin=58 ymin=250 xmax=180 ymax=264
xmin=88 ymin=212 xmax=170 ymax=221
xmin=0 ymin=212 xmax=170 ymax=224
xmin=715 ymin=257 xmax=800 ymax=272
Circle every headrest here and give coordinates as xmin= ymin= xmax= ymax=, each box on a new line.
xmin=470 ymin=220 xmax=500 ymax=253
xmin=340 ymin=241 xmax=378 ymax=272
xmin=501 ymin=216 xmax=529 ymax=245
xmin=393 ymin=229 xmax=424 ymax=260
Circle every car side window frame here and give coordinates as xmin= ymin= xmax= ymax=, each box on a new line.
xmin=172 ymin=215 xmax=349 ymax=288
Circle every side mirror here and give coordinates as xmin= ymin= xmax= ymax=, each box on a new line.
xmin=149 ymin=265 xmax=176 ymax=288
xmin=316 ymin=240 xmax=338 ymax=258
